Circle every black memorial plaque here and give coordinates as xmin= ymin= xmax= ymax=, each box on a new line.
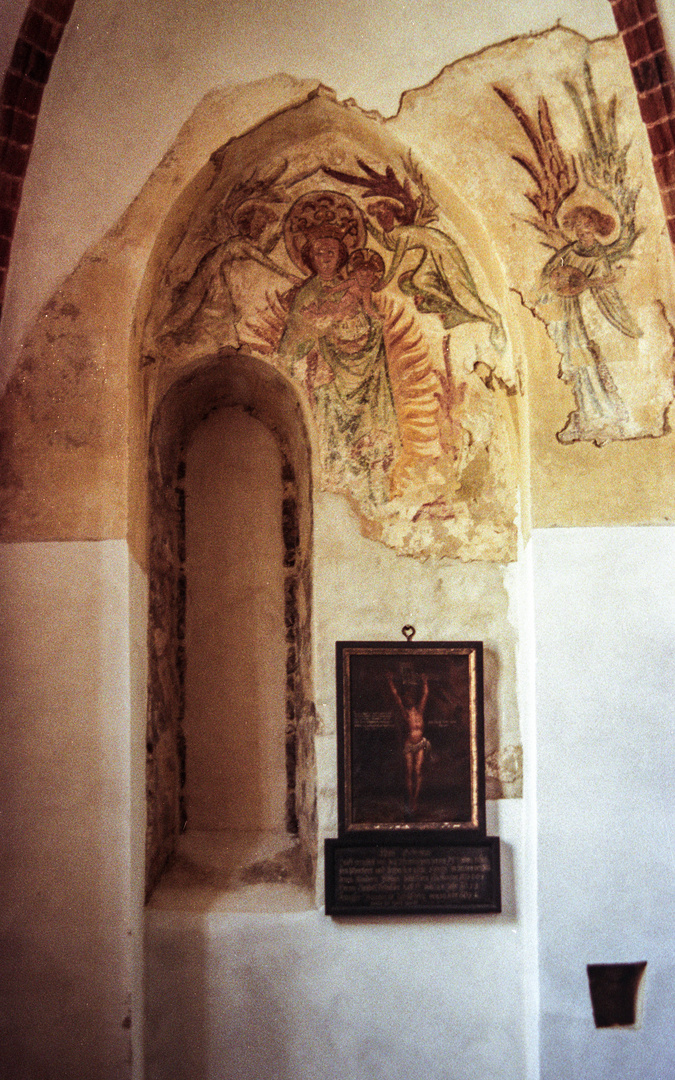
xmin=325 ymin=836 xmax=501 ymax=915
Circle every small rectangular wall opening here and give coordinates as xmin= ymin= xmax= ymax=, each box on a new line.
xmin=587 ymin=962 xmax=647 ymax=1029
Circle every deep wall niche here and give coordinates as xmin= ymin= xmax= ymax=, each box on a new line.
xmin=144 ymin=353 xmax=316 ymax=900
xmin=136 ymin=76 xmax=528 ymax=901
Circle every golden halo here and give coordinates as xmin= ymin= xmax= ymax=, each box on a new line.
xmin=284 ymin=190 xmax=366 ymax=271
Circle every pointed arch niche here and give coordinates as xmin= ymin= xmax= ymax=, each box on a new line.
xmin=138 ymin=80 xmax=524 ymax=906
xmin=144 ymin=353 xmax=316 ymax=906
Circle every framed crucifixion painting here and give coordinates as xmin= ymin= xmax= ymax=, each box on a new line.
xmin=336 ymin=640 xmax=485 ymax=836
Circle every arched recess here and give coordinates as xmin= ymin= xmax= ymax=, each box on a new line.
xmin=132 ymin=78 xmax=530 ymax=900
xmin=144 ymin=349 xmax=315 ymax=900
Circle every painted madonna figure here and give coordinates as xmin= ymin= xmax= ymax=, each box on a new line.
xmin=278 ymin=191 xmax=439 ymax=506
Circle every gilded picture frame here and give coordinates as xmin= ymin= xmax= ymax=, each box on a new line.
xmin=337 ymin=641 xmax=486 ymax=835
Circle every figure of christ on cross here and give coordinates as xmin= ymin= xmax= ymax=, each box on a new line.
xmin=387 ymin=671 xmax=430 ymax=817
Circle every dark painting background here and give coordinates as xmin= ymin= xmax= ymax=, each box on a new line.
xmin=348 ymin=651 xmax=473 ymax=826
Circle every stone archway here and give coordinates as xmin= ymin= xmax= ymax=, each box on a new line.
xmin=144 ymin=351 xmax=316 ymax=899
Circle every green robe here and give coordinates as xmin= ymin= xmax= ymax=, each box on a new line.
xmin=278 ymin=275 xmax=401 ymax=496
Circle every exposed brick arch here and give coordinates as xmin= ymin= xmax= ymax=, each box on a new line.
xmin=610 ymin=0 xmax=675 ymax=243
xmin=0 ymin=0 xmax=76 ymax=319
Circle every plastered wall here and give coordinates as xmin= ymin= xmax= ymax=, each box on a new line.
xmin=2 ymin=3 xmax=675 ymax=1080
xmin=0 ymin=541 xmax=143 ymax=1079
xmin=184 ymin=408 xmax=288 ymax=833
xmin=533 ymin=527 xmax=675 ymax=1079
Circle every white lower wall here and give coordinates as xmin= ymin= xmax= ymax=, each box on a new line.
xmin=145 ymin=799 xmax=527 ymax=1080
xmin=532 ymin=525 xmax=675 ymax=1079
xmin=129 ymin=551 xmax=150 ymax=1079
xmin=144 ymin=488 xmax=532 ymax=1079
xmin=0 ymin=540 xmax=142 ymax=1080
xmin=5 ymin=526 xmax=675 ymax=1079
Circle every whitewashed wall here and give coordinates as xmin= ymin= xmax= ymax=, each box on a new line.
xmin=0 ymin=542 xmax=144 ymax=1078
xmin=533 ymin=526 xmax=675 ymax=1079
xmin=146 ymin=798 xmax=526 ymax=1080
xmin=2 ymin=3 xmax=675 ymax=1080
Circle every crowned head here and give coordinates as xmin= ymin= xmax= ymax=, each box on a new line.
xmin=284 ymin=190 xmax=366 ymax=272
xmin=300 ymin=226 xmax=350 ymax=278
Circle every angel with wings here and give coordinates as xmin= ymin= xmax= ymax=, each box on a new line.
xmin=495 ymin=65 xmax=643 ymax=446
xmin=157 ymin=163 xmax=301 ymax=354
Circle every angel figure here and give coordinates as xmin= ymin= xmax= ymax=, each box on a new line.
xmin=495 ymin=64 xmax=643 ymax=446
xmin=541 ymin=203 xmax=641 ymax=444
xmin=158 ymin=165 xmax=300 ymax=353
xmin=323 ymin=157 xmax=506 ymax=352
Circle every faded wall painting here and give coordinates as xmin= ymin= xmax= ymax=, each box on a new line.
xmin=2 ymin=32 xmax=675 ymax=547
xmin=142 ymin=97 xmax=517 ymax=562
xmin=495 ymin=62 xmax=674 ymax=449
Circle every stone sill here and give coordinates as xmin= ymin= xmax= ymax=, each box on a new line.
xmin=145 ymin=828 xmax=315 ymax=914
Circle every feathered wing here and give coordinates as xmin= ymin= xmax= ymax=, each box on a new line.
xmin=400 ymin=152 xmax=438 ymax=226
xmin=494 ymin=85 xmax=578 ymax=248
xmin=376 ymin=293 xmax=442 ymax=463
xmin=322 ymin=158 xmax=420 ymax=225
xmin=217 ymin=159 xmax=290 ymax=226
xmin=322 ymin=153 xmax=440 ymax=229
xmin=564 ymin=62 xmax=642 ymax=264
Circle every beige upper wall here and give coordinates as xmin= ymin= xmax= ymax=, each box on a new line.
xmin=2 ymin=24 xmax=675 ymax=543
xmin=1 ymin=2 xmax=674 ymax=546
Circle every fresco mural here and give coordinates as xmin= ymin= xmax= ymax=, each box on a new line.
xmin=4 ymin=33 xmax=675 ymax=550
xmin=145 ymin=142 xmax=517 ymax=561
xmin=495 ymin=63 xmax=671 ymax=448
